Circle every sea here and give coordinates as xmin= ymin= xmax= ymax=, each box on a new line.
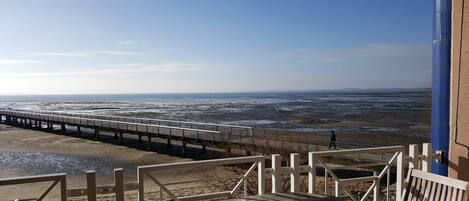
xmin=0 ymin=88 xmax=431 ymax=137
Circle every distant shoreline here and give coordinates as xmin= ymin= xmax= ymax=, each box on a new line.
xmin=0 ymin=87 xmax=431 ymax=97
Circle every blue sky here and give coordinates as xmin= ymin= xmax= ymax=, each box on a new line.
xmin=0 ymin=0 xmax=432 ymax=94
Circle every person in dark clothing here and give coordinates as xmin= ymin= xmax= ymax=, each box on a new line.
xmin=329 ymin=130 xmax=337 ymax=149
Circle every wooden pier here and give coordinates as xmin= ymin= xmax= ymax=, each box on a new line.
xmin=0 ymin=108 xmax=252 ymax=154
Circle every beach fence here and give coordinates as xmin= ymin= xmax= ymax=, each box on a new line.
xmin=0 ymin=143 xmax=440 ymax=201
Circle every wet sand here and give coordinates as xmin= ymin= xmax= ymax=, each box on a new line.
xmin=0 ymin=123 xmax=425 ymax=200
xmin=0 ymin=124 xmax=232 ymax=200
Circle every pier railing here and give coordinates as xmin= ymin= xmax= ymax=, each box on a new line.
xmin=0 ymin=109 xmax=226 ymax=143
xmin=4 ymin=108 xmax=253 ymax=136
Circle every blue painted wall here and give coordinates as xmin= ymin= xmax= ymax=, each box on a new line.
xmin=431 ymin=0 xmax=451 ymax=176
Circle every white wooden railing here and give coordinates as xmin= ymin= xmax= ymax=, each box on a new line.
xmin=308 ymin=146 xmax=405 ymax=201
xmin=0 ymin=144 xmax=441 ymax=201
xmin=137 ymin=155 xmax=265 ymax=201
xmin=0 ymin=173 xmax=67 ymax=201
xmin=408 ymin=143 xmax=434 ymax=172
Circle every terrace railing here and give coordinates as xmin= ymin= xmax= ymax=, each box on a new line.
xmin=0 ymin=173 xmax=67 ymax=201
xmin=136 ymin=155 xmax=265 ymax=201
xmin=0 ymin=144 xmax=437 ymax=201
xmin=308 ymin=146 xmax=405 ymax=201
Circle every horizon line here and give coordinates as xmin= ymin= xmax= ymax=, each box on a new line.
xmin=0 ymin=87 xmax=431 ymax=96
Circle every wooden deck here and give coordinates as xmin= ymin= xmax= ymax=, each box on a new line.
xmin=226 ymin=193 xmax=348 ymax=201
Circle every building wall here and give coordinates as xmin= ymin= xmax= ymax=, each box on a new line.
xmin=449 ymin=0 xmax=469 ymax=180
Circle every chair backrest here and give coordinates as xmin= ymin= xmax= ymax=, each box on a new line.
xmin=401 ymin=169 xmax=469 ymax=201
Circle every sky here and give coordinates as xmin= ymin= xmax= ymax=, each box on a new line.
xmin=0 ymin=0 xmax=433 ymax=95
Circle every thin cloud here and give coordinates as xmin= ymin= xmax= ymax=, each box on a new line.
xmin=28 ymin=52 xmax=90 ymax=57
xmin=26 ymin=50 xmax=151 ymax=56
xmin=0 ymin=59 xmax=43 ymax=65
xmin=89 ymin=50 xmax=148 ymax=55
xmin=116 ymin=40 xmax=136 ymax=45
xmin=0 ymin=62 xmax=206 ymax=77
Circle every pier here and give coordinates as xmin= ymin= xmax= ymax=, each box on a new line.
xmin=0 ymin=108 xmax=252 ymax=154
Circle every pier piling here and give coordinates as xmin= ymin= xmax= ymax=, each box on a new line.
xmin=61 ymin=124 xmax=66 ymax=134
xmin=77 ymin=126 xmax=81 ymax=137
xmin=95 ymin=128 xmax=100 ymax=140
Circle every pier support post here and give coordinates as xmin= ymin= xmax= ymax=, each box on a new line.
xmin=138 ymin=133 xmax=142 ymax=143
xmin=182 ymin=141 xmax=187 ymax=156
xmin=61 ymin=124 xmax=66 ymax=134
xmin=225 ymin=145 xmax=232 ymax=156
xmin=114 ymin=132 xmax=118 ymax=140
xmin=95 ymin=128 xmax=100 ymax=140
xmin=119 ymin=132 xmax=123 ymax=145
xmin=147 ymin=134 xmax=152 ymax=151
xmin=201 ymin=143 xmax=207 ymax=154
xmin=77 ymin=126 xmax=81 ymax=137
xmin=38 ymin=121 xmax=42 ymax=129
xmin=167 ymin=137 xmax=172 ymax=147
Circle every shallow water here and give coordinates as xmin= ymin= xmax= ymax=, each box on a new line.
xmin=0 ymin=152 xmax=119 ymax=177
xmin=0 ymin=89 xmax=432 ymax=137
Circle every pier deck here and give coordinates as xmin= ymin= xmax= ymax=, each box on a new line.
xmin=0 ymin=108 xmax=252 ymax=153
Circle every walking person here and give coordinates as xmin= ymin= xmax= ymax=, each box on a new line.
xmin=329 ymin=130 xmax=337 ymax=149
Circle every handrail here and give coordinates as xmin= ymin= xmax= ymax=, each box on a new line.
xmin=4 ymin=108 xmax=252 ymax=134
xmin=137 ymin=155 xmax=265 ymax=201
xmin=0 ymin=173 xmax=67 ymax=201
xmin=309 ymin=145 xmax=405 ymax=201
xmin=0 ymin=109 xmax=220 ymax=134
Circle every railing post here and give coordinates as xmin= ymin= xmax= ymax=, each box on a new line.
xmin=308 ymin=152 xmax=316 ymax=194
xmin=86 ymin=171 xmax=97 ymax=201
xmin=114 ymin=168 xmax=124 ymax=201
xmin=271 ymin=154 xmax=282 ymax=193
xmin=324 ymin=169 xmax=328 ymax=195
xmin=258 ymin=157 xmax=265 ymax=195
xmin=138 ymin=168 xmax=144 ymax=201
xmin=409 ymin=144 xmax=419 ymax=169
xmin=334 ymin=181 xmax=340 ymax=197
xmin=373 ymin=171 xmax=379 ymax=201
xmin=290 ymin=153 xmax=300 ymax=193
xmin=422 ymin=143 xmax=432 ymax=172
xmin=396 ymin=149 xmax=404 ymax=201
xmin=60 ymin=174 xmax=67 ymax=201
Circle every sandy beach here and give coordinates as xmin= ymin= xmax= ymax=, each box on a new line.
xmin=0 ymin=124 xmax=234 ymax=200
xmin=0 ymin=121 xmax=414 ymax=201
